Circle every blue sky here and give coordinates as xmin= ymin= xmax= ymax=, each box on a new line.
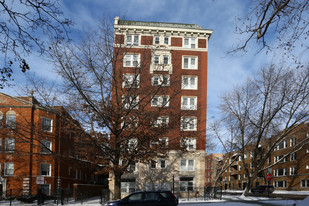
xmin=2 ymin=0 xmax=291 ymax=120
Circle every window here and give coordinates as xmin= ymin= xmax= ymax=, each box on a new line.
xmin=274 ymin=155 xmax=287 ymax=163
xmin=239 ymin=165 xmax=242 ymax=171
xmin=163 ymin=56 xmax=169 ymax=65
xmin=164 ymin=37 xmax=169 ymax=45
xmin=306 ymin=165 xmax=309 ymax=169
xmin=274 ymin=181 xmax=286 ymax=188
xmin=40 ymin=163 xmax=51 ymax=176
xmin=6 ymin=111 xmax=16 ymax=129
xmin=154 ymin=36 xmax=160 ymax=44
xmin=181 ymin=96 xmax=197 ymax=110
xmin=154 ymin=55 xmax=160 ymax=64
xmin=41 ymin=140 xmax=52 ymax=154
xmin=41 ymin=118 xmax=52 ymax=132
xmin=0 ymin=111 xmax=2 ymax=128
xmin=152 ymin=75 xmax=170 ymax=86
xmin=4 ymin=138 xmax=15 ymax=152
xmin=126 ymin=35 xmax=139 ymax=46
xmin=123 ymin=74 xmax=140 ymax=88
xmin=4 ymin=162 xmax=14 ymax=176
xmin=124 ymin=54 xmax=140 ymax=67
xmin=182 ymin=76 xmax=197 ymax=90
xmin=122 ymin=95 xmax=139 ymax=109
xmin=181 ymin=117 xmax=197 ymax=131
xmin=301 ymin=180 xmax=309 ymax=188
xmin=160 ymin=160 xmax=166 ymax=169
xmin=127 ymin=162 xmax=136 ymax=172
xmin=290 ymin=137 xmax=296 ymax=147
xmin=121 ymin=116 xmax=139 ymax=130
xmin=153 ymin=55 xmax=171 ymax=65
xmin=307 ymin=149 xmax=309 ymax=153
xmin=128 ymin=138 xmax=138 ymax=151
xmin=274 ymin=168 xmax=287 ymax=177
xmin=159 ymin=137 xmax=168 ymax=147
xmin=180 ymin=177 xmax=194 ymax=191
xmin=183 ymin=56 xmax=197 ymax=69
xmin=40 ymin=184 xmax=50 ymax=195
xmin=121 ymin=179 xmax=136 ymax=193
xmin=180 ymin=159 xmax=195 ymax=171
xmin=275 ymin=140 xmax=287 ymax=150
xmin=290 ymin=167 xmax=296 ymax=175
xmin=183 ymin=38 xmax=196 ymax=48
xmin=150 ymin=160 xmax=157 ymax=169
xmin=151 ymin=96 xmax=169 ymax=107
xmin=290 ymin=153 xmax=296 ymax=161
xmin=153 ymin=116 xmax=169 ymax=127
xmin=182 ymin=138 xmax=196 ymax=151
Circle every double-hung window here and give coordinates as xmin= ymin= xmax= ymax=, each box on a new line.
xmin=274 ymin=168 xmax=287 ymax=177
xmin=183 ymin=56 xmax=197 ymax=69
xmin=151 ymin=96 xmax=169 ymax=107
xmin=40 ymin=163 xmax=51 ymax=176
xmin=42 ymin=118 xmax=52 ymax=132
xmin=122 ymin=95 xmax=139 ymax=109
xmin=154 ymin=36 xmax=160 ymax=44
xmin=181 ymin=96 xmax=197 ymax=110
xmin=41 ymin=140 xmax=52 ymax=154
xmin=180 ymin=159 xmax=195 ymax=171
xmin=4 ymin=162 xmax=14 ymax=176
xmin=152 ymin=75 xmax=170 ymax=86
xmin=164 ymin=37 xmax=169 ymax=45
xmin=182 ymin=76 xmax=197 ymax=90
xmin=126 ymin=35 xmax=139 ymax=46
xmin=6 ymin=111 xmax=16 ymax=129
xmin=123 ymin=74 xmax=140 ymax=88
xmin=183 ymin=138 xmax=196 ymax=151
xmin=5 ymin=138 xmax=15 ymax=152
xmin=153 ymin=116 xmax=169 ymax=127
xmin=290 ymin=153 xmax=296 ymax=161
xmin=183 ymin=38 xmax=196 ymax=48
xmin=180 ymin=177 xmax=194 ymax=191
xmin=124 ymin=54 xmax=140 ymax=67
xmin=181 ymin=117 xmax=197 ymax=131
xmin=290 ymin=167 xmax=296 ymax=175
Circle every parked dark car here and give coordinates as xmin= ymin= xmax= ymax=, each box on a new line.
xmin=251 ymin=185 xmax=274 ymax=193
xmin=104 ymin=191 xmax=178 ymax=206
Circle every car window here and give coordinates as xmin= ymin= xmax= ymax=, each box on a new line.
xmin=144 ymin=192 xmax=159 ymax=200
xmin=128 ymin=193 xmax=143 ymax=201
xmin=160 ymin=192 xmax=171 ymax=198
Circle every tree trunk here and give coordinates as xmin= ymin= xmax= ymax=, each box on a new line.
xmin=113 ymin=172 xmax=122 ymax=200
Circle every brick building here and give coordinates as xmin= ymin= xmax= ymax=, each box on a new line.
xmin=219 ymin=123 xmax=309 ymax=191
xmin=205 ymin=153 xmax=224 ymax=187
xmin=0 ymin=92 xmax=99 ymax=197
xmin=111 ymin=17 xmax=212 ymax=197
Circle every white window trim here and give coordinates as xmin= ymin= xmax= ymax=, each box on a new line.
xmin=122 ymin=74 xmax=140 ymax=88
xmin=151 ymin=95 xmax=170 ymax=107
xmin=41 ymin=140 xmax=52 ymax=154
xmin=4 ymin=162 xmax=14 ymax=176
xmin=183 ymin=38 xmax=196 ymax=49
xmin=124 ymin=54 xmax=140 ymax=67
xmin=153 ymin=116 xmax=169 ymax=127
xmin=152 ymin=75 xmax=170 ymax=86
xmin=181 ymin=116 xmax=197 ymax=131
xmin=40 ymin=163 xmax=51 ymax=176
xmin=183 ymin=56 xmax=198 ymax=69
xmin=122 ymin=95 xmax=139 ymax=109
xmin=180 ymin=159 xmax=195 ymax=171
xmin=41 ymin=117 xmax=53 ymax=132
xmin=182 ymin=138 xmax=196 ymax=151
xmin=126 ymin=34 xmax=140 ymax=46
xmin=182 ymin=76 xmax=198 ymax=90
xmin=181 ymin=96 xmax=197 ymax=110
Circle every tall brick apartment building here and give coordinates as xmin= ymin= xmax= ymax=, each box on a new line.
xmin=112 ymin=17 xmax=212 ymax=197
xmin=0 ymin=92 xmax=97 ymax=197
xmin=219 ymin=123 xmax=309 ymax=191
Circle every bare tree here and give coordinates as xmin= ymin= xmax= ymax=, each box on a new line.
xmin=213 ymin=64 xmax=309 ymax=196
xmin=46 ymin=18 xmax=194 ymax=200
xmin=0 ymin=0 xmax=71 ymax=88
xmin=232 ymin=0 xmax=309 ymax=57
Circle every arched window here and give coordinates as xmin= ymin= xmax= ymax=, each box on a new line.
xmin=6 ymin=111 xmax=16 ymax=129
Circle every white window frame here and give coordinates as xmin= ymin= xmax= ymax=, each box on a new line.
xmin=4 ymin=138 xmax=15 ymax=152
xmin=40 ymin=184 xmax=51 ymax=196
xmin=290 ymin=167 xmax=296 ymax=176
xmin=180 ymin=159 xmax=195 ymax=171
xmin=6 ymin=111 xmax=16 ymax=129
xmin=153 ymin=116 xmax=169 ymax=127
xmin=124 ymin=54 xmax=140 ymax=67
xmin=301 ymin=180 xmax=309 ymax=188
xmin=40 ymin=163 xmax=51 ymax=176
xmin=290 ymin=153 xmax=296 ymax=161
xmin=160 ymin=159 xmax=166 ymax=169
xmin=126 ymin=34 xmax=139 ymax=46
xmin=290 ymin=137 xmax=296 ymax=147
xmin=121 ymin=180 xmax=136 ymax=194
xmin=180 ymin=177 xmax=194 ymax=191
xmin=150 ymin=160 xmax=157 ymax=169
xmin=183 ymin=56 xmax=197 ymax=69
xmin=181 ymin=96 xmax=197 ymax=110
xmin=181 ymin=117 xmax=197 ymax=131
xmin=151 ymin=96 xmax=170 ymax=107
xmin=183 ymin=38 xmax=196 ymax=48
xmin=122 ymin=95 xmax=139 ymax=109
xmin=182 ymin=76 xmax=197 ymax=90
xmin=159 ymin=137 xmax=169 ymax=147
xmin=182 ymin=138 xmax=196 ymax=151
xmin=274 ymin=181 xmax=286 ymax=188
xmin=274 ymin=168 xmax=287 ymax=177
xmin=41 ymin=140 xmax=52 ymax=154
xmin=152 ymin=75 xmax=170 ymax=86
xmin=4 ymin=162 xmax=14 ymax=176
xmin=164 ymin=36 xmax=169 ymax=45
xmin=128 ymin=138 xmax=138 ymax=151
xmin=41 ymin=117 xmax=53 ymax=132
xmin=154 ymin=36 xmax=160 ymax=44
xmin=123 ymin=74 xmax=140 ymax=88
xmin=275 ymin=140 xmax=287 ymax=150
